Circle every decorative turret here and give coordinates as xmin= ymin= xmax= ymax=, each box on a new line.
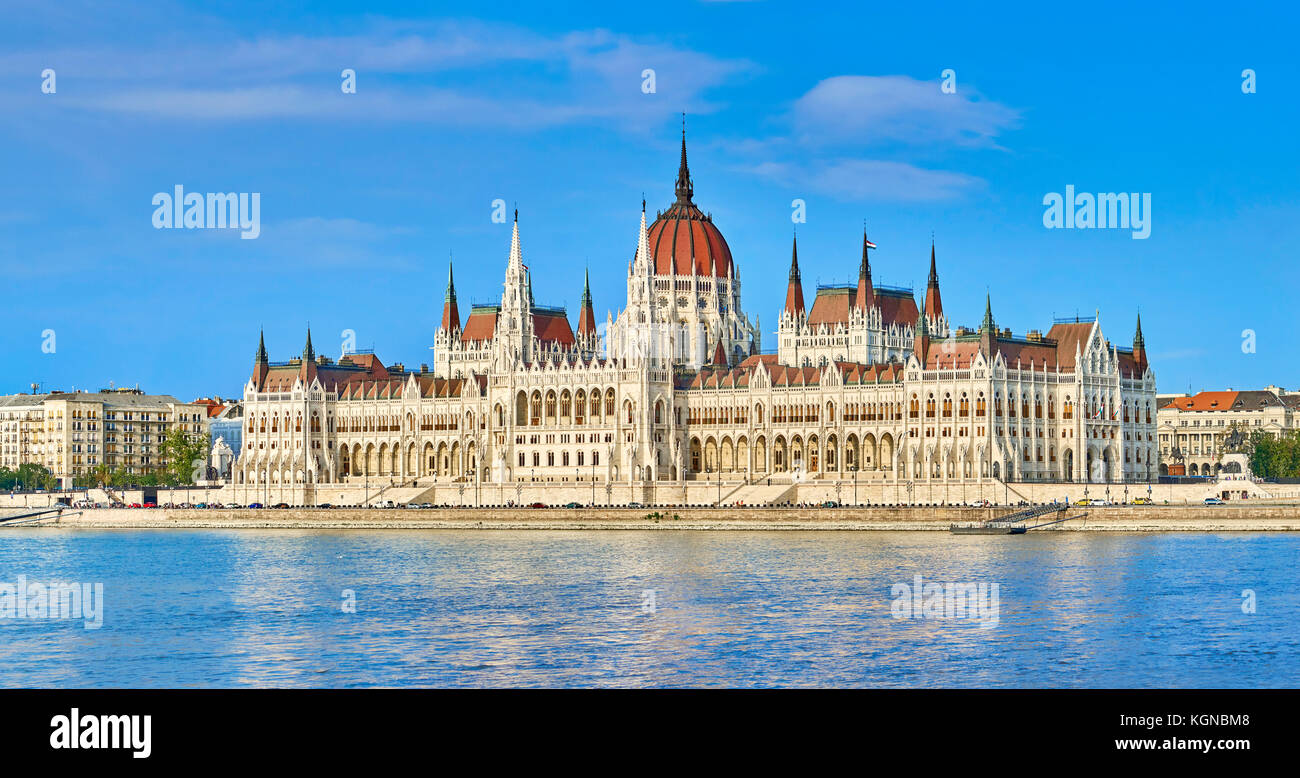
xmin=924 ymin=241 xmax=943 ymax=321
xmin=497 ymin=208 xmax=535 ymax=365
xmin=441 ymin=260 xmax=461 ymax=333
xmin=856 ymin=229 xmax=876 ymax=314
xmin=913 ymin=311 xmax=931 ymax=365
xmin=978 ymin=293 xmax=997 ymax=357
xmin=784 ymin=233 xmax=805 ymax=317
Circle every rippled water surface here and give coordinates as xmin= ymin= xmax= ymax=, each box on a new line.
xmin=0 ymin=529 xmax=1297 ymax=687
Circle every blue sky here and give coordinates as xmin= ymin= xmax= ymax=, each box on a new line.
xmin=2 ymin=1 xmax=1297 ymax=400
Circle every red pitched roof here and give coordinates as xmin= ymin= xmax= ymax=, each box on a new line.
xmin=876 ymin=289 xmax=919 ymax=329
xmin=532 ymin=311 xmax=575 ymax=346
xmin=807 ymin=287 xmax=852 ymax=328
xmin=1163 ymin=391 xmax=1239 ymax=412
xmin=1044 ymin=322 xmax=1092 ymax=369
xmin=461 ymin=309 xmax=497 ymax=343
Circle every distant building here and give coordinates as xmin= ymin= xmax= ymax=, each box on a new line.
xmin=202 ymin=400 xmax=244 ymax=481
xmin=1157 ymin=386 xmax=1299 ymax=476
xmin=0 ymin=388 xmax=207 ymax=488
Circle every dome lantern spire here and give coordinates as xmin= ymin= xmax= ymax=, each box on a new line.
xmin=675 ymin=113 xmax=694 ymax=204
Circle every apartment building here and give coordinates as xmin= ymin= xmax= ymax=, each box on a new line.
xmin=0 ymin=388 xmax=207 ymax=487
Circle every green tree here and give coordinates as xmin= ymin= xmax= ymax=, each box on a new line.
xmin=160 ymin=427 xmax=210 ymax=485
xmin=1247 ymin=430 xmax=1300 ymax=480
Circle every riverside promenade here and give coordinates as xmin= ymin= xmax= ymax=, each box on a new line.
xmin=9 ymin=504 xmax=1300 ymax=531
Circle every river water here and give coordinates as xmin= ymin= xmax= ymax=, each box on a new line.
xmin=0 ymin=529 xmax=1295 ymax=687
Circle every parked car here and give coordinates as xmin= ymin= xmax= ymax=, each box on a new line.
xmin=1087 ymin=498 xmax=1110 ymax=506
xmin=272 ymin=502 xmax=290 ymax=509
xmin=143 ymin=502 xmax=157 ymax=508
xmin=627 ymin=502 xmax=644 ymax=508
xmin=563 ymin=502 xmax=582 ymax=509
xmin=248 ymin=502 xmax=264 ymax=509
xmin=1132 ymin=497 xmax=1153 ymax=505
xmin=316 ymin=503 xmax=333 ymax=509
xmin=380 ymin=500 xmax=397 ymax=509
xmin=528 ymin=502 xmax=548 ymax=509
xmin=1204 ymin=497 xmax=1224 ymax=505
xmin=821 ymin=500 xmax=840 ymax=508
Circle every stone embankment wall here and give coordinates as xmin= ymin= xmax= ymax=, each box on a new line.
xmin=10 ymin=504 xmax=1300 ymax=531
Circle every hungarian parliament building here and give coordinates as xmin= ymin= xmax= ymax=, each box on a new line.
xmin=231 ymin=133 xmax=1158 ymax=505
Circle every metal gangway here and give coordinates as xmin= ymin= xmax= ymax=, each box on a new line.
xmin=988 ymin=503 xmax=1068 ymax=526
xmin=951 ymin=502 xmax=1075 ymax=534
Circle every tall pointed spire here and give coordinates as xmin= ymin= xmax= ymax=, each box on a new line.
xmin=635 ymin=200 xmax=651 ymax=273
xmin=577 ymin=266 xmax=597 ymax=341
xmin=925 ymin=238 xmax=946 ymax=322
xmin=1132 ymin=312 xmax=1148 ymax=373
xmin=675 ymin=113 xmax=694 ymax=204
xmin=979 ymin=293 xmax=995 ymax=333
xmin=784 ymin=232 xmax=805 ymax=316
xmin=856 ymin=228 xmax=876 ymax=313
xmin=441 ymin=259 xmax=461 ymax=332
xmin=300 ymin=325 xmax=318 ymax=383
xmin=924 ymin=240 xmax=943 ymax=320
xmin=508 ymin=208 xmax=523 ymax=269
xmin=252 ymin=328 xmax=269 ymax=388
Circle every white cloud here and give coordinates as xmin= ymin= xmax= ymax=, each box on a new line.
xmin=5 ymin=20 xmax=752 ymax=130
xmin=745 ymin=158 xmax=983 ymax=201
xmin=790 ymin=75 xmax=1020 ymax=148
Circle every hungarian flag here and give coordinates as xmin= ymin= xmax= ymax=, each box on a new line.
xmin=864 ymin=236 xmax=877 ymax=249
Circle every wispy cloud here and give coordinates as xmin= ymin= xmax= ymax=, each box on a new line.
xmin=744 ymin=158 xmax=984 ymax=201
xmin=728 ymin=74 xmax=1018 ymax=202
xmin=2 ymin=20 xmax=752 ymax=130
xmin=790 ymin=75 xmax=1021 ymax=149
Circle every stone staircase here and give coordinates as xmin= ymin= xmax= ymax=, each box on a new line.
xmin=717 ymin=480 xmax=797 ymax=507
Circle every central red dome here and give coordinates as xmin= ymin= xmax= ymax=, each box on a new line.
xmin=645 ymin=131 xmax=734 ymax=278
